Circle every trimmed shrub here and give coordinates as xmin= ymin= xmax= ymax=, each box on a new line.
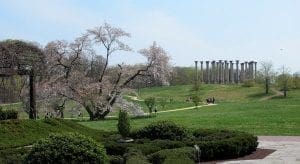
xmin=109 ymin=155 xmax=124 ymax=164
xmin=131 ymin=121 xmax=188 ymax=140
xmin=124 ymin=148 xmax=150 ymax=164
xmin=24 ymin=133 xmax=107 ymax=164
xmin=186 ymin=129 xmax=258 ymax=161
xmin=0 ymin=107 xmax=18 ymax=120
xmin=147 ymin=147 xmax=196 ymax=164
xmin=118 ymin=110 xmax=130 ymax=138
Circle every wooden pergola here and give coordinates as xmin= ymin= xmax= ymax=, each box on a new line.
xmin=0 ymin=40 xmax=44 ymax=119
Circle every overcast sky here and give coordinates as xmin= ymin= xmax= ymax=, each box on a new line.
xmin=0 ymin=0 xmax=299 ymax=72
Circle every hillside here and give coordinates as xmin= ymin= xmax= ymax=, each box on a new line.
xmin=0 ymin=119 xmax=109 ymax=149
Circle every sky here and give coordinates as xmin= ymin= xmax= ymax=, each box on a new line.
xmin=0 ymin=0 xmax=299 ymax=72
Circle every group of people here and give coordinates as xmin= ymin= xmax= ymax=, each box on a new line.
xmin=206 ymin=97 xmax=215 ymax=104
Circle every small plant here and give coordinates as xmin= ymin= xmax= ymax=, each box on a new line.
xmin=191 ymin=94 xmax=201 ymax=107
xmin=158 ymin=97 xmax=167 ymax=110
xmin=144 ymin=97 xmax=156 ymax=114
xmin=118 ymin=110 xmax=131 ymax=139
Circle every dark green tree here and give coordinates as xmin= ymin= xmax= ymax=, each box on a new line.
xmin=144 ymin=97 xmax=156 ymax=113
xmin=118 ymin=110 xmax=131 ymax=138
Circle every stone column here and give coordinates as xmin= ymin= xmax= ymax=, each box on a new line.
xmin=245 ymin=61 xmax=248 ymax=80
xmin=229 ymin=61 xmax=234 ymax=83
xmin=200 ymin=61 xmax=203 ymax=82
xmin=219 ymin=62 xmax=221 ymax=84
xmin=211 ymin=61 xmax=215 ymax=83
xmin=221 ymin=61 xmax=225 ymax=83
xmin=254 ymin=61 xmax=257 ymax=80
xmin=241 ymin=63 xmax=245 ymax=82
xmin=205 ymin=61 xmax=209 ymax=84
xmin=236 ymin=60 xmax=239 ymax=83
xmin=224 ymin=60 xmax=228 ymax=84
xmin=216 ymin=61 xmax=218 ymax=83
xmin=194 ymin=61 xmax=198 ymax=85
xmin=249 ymin=61 xmax=254 ymax=80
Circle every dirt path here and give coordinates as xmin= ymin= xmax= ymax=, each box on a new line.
xmin=259 ymin=88 xmax=283 ymax=101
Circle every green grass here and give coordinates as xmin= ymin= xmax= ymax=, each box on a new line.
xmin=0 ymin=119 xmax=109 ymax=149
xmin=79 ymin=85 xmax=300 ymax=136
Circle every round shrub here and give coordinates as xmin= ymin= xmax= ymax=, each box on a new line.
xmin=24 ymin=133 xmax=107 ymax=164
xmin=131 ymin=121 xmax=188 ymax=140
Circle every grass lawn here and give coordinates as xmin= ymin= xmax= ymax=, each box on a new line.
xmin=79 ymin=85 xmax=300 ymax=136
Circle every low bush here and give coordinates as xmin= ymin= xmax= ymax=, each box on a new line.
xmin=186 ymin=129 xmax=258 ymax=161
xmin=24 ymin=133 xmax=107 ymax=164
xmin=0 ymin=107 xmax=18 ymax=120
xmin=147 ymin=147 xmax=196 ymax=164
xmin=109 ymin=155 xmax=124 ymax=164
xmin=124 ymin=148 xmax=150 ymax=164
xmin=131 ymin=121 xmax=188 ymax=140
xmin=106 ymin=121 xmax=258 ymax=162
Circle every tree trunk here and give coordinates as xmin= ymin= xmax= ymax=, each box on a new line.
xmin=265 ymin=78 xmax=269 ymax=94
xmin=84 ymin=104 xmax=111 ymax=120
xmin=29 ymin=73 xmax=36 ymax=119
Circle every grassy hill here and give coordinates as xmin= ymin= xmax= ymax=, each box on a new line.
xmin=0 ymin=119 xmax=109 ymax=149
xmin=80 ymin=84 xmax=300 ymax=135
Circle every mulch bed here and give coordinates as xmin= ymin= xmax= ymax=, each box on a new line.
xmin=202 ymin=148 xmax=276 ymax=164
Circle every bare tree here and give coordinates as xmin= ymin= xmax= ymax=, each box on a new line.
xmin=43 ymin=23 xmax=171 ymax=120
xmin=277 ymin=66 xmax=292 ymax=98
xmin=259 ymin=61 xmax=274 ymax=94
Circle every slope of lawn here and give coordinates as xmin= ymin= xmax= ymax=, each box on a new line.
xmin=79 ymin=85 xmax=300 ymax=135
xmin=0 ymin=119 xmax=109 ymax=149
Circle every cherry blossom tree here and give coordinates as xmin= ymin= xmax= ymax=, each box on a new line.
xmin=43 ymin=23 xmax=171 ymax=120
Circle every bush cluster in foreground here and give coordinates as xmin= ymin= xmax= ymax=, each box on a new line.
xmin=0 ymin=107 xmax=18 ymax=120
xmin=104 ymin=120 xmax=258 ymax=163
xmin=19 ymin=120 xmax=257 ymax=163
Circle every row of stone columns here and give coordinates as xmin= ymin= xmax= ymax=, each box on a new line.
xmin=194 ymin=60 xmax=257 ymax=84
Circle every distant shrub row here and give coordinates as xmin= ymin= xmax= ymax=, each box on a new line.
xmin=0 ymin=107 xmax=18 ymax=120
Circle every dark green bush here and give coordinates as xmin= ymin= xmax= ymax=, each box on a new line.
xmin=105 ymin=141 xmax=129 ymax=156
xmin=109 ymin=155 xmax=124 ymax=164
xmin=147 ymin=147 xmax=196 ymax=164
xmin=185 ymin=129 xmax=258 ymax=161
xmin=106 ymin=122 xmax=258 ymax=162
xmin=0 ymin=107 xmax=18 ymax=120
xmin=150 ymin=139 xmax=185 ymax=149
xmin=124 ymin=148 xmax=150 ymax=164
xmin=131 ymin=121 xmax=188 ymax=140
xmin=0 ymin=147 xmax=29 ymax=164
xmin=24 ymin=133 xmax=107 ymax=164
xmin=118 ymin=110 xmax=130 ymax=138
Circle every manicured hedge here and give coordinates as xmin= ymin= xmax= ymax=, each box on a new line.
xmin=0 ymin=107 xmax=18 ymax=120
xmin=105 ymin=121 xmax=258 ymax=163
xmin=147 ymin=147 xmax=196 ymax=164
xmin=24 ymin=133 xmax=107 ymax=164
xmin=130 ymin=120 xmax=188 ymax=140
